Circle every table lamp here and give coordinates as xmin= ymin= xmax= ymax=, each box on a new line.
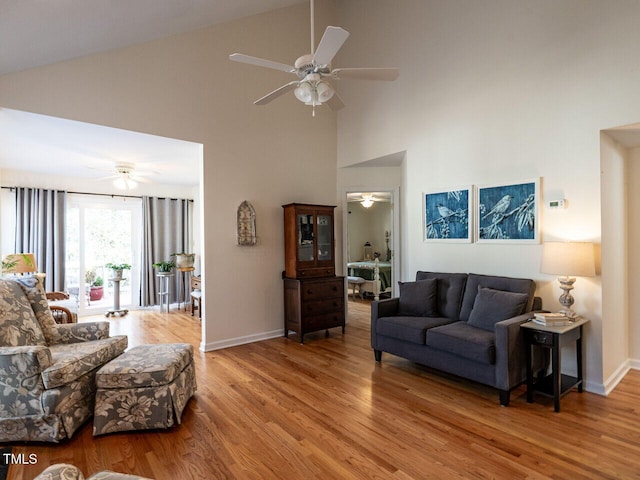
xmin=540 ymin=242 xmax=595 ymax=318
xmin=2 ymin=253 xmax=38 ymax=275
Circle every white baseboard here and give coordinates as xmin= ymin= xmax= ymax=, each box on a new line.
xmin=200 ymin=329 xmax=283 ymax=352
xmin=587 ymin=358 xmax=640 ymax=396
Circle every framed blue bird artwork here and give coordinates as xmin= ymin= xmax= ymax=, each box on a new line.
xmin=476 ymin=179 xmax=539 ymax=243
xmin=424 ymin=186 xmax=473 ymax=242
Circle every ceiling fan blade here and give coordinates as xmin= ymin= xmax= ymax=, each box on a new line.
xmin=326 ymin=92 xmax=345 ymax=111
xmin=229 ymin=53 xmax=296 ymax=74
xmin=254 ymin=81 xmax=300 ymax=105
xmin=332 ymin=68 xmax=399 ymax=81
xmin=312 ymin=26 xmax=350 ymax=66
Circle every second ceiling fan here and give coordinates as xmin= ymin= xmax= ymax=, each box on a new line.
xmin=229 ymin=0 xmax=399 ymax=115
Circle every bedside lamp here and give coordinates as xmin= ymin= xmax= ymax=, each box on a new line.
xmin=2 ymin=253 xmax=38 ymax=275
xmin=540 ymin=242 xmax=595 ymax=318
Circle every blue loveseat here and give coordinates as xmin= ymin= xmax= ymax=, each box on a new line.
xmin=371 ymin=272 xmax=545 ymax=405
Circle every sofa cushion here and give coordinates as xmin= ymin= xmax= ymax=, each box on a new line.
xmin=459 ymin=273 xmax=535 ymax=322
xmin=42 ymin=336 xmax=128 ymax=389
xmin=377 ymin=316 xmax=454 ymax=344
xmin=0 ymin=278 xmax=47 ymax=347
xmin=467 ymin=287 xmax=530 ymax=331
xmin=426 ymin=321 xmax=496 ymax=365
xmin=397 ymin=279 xmax=438 ymax=317
xmin=415 ymin=272 xmax=467 ymax=320
xmin=14 ymin=276 xmax=59 ymax=345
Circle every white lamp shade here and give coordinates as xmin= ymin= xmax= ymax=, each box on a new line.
xmin=316 ymin=81 xmax=334 ymax=103
xmin=541 ymin=242 xmax=595 ymax=277
xmin=294 ymin=82 xmax=314 ymax=104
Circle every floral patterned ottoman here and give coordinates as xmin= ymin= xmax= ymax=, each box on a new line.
xmin=93 ymin=343 xmax=196 ymax=436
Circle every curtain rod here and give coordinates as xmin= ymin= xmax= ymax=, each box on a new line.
xmin=1 ymin=186 xmax=193 ymax=202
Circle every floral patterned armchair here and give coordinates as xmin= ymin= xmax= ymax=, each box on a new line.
xmin=35 ymin=463 xmax=153 ymax=479
xmin=0 ymin=276 xmax=128 ymax=442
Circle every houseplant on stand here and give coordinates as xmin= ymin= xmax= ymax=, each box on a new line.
xmin=172 ymin=253 xmax=195 ymax=269
xmin=105 ymin=263 xmax=131 ymax=280
xmin=153 ymin=260 xmax=176 ymax=274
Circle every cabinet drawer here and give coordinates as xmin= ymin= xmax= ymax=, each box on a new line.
xmin=296 ymin=267 xmax=335 ymax=278
xmin=302 ymin=298 xmax=343 ymax=316
xmin=531 ymin=330 xmax=554 ymax=346
xmin=301 ymin=279 xmax=343 ymax=301
xmin=303 ymin=312 xmax=345 ymax=331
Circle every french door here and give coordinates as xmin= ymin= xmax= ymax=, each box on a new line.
xmin=65 ymin=194 xmax=142 ymax=315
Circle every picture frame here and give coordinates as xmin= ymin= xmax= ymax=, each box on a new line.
xmin=423 ymin=186 xmax=473 ymax=242
xmin=475 ymin=179 xmax=539 ymax=243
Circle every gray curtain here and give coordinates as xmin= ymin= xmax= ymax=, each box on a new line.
xmin=14 ymin=187 xmax=66 ymax=291
xmin=141 ymin=196 xmax=191 ymax=306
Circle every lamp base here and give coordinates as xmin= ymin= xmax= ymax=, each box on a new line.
xmin=557 ymin=276 xmax=576 ymax=315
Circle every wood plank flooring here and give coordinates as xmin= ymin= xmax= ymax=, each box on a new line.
xmin=6 ymin=301 xmax=640 ymax=479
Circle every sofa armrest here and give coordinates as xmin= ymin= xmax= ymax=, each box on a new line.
xmin=49 ymin=321 xmax=111 ymax=345
xmin=371 ymin=298 xmax=400 ymax=350
xmin=0 ymin=345 xmax=52 ymax=415
xmin=372 ymin=298 xmax=400 ymax=319
xmin=493 ymin=312 xmax=535 ymax=391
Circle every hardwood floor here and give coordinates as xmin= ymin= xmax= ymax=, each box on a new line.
xmin=6 ymin=301 xmax=640 ymax=479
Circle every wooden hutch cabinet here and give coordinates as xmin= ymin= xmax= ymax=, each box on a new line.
xmin=282 ymin=203 xmax=345 ymax=343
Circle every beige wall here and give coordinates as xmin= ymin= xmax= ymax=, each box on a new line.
xmin=0 ymin=3 xmax=339 ymax=350
xmin=347 ymin=200 xmax=391 ymax=262
xmin=334 ymin=0 xmax=640 ymax=392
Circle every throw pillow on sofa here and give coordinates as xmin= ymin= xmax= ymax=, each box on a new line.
xmin=397 ymin=279 xmax=438 ymax=317
xmin=467 ymin=286 xmax=529 ymax=331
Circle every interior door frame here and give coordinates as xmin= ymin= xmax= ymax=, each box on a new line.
xmin=341 ymin=185 xmax=401 ymax=300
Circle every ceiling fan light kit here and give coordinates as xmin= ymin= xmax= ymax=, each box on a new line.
xmin=229 ymin=0 xmax=398 ymax=115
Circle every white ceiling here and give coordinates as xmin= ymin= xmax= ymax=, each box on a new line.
xmin=0 ymin=0 xmax=306 ymax=187
xmin=0 ymin=0 xmax=306 ymax=76
xmin=0 ymin=108 xmax=202 ymax=186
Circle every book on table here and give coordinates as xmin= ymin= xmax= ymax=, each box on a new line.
xmin=532 ymin=312 xmax=574 ymax=326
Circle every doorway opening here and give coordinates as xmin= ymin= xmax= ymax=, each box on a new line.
xmin=343 ymin=187 xmax=400 ymax=308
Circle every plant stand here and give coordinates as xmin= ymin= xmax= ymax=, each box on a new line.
xmin=157 ymin=272 xmax=174 ymax=313
xmin=178 ymin=267 xmax=195 ymax=311
xmin=105 ymin=278 xmax=128 ymax=317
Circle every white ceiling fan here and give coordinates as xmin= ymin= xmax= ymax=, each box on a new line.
xmin=95 ymin=163 xmax=156 ymax=190
xmin=348 ymin=192 xmax=390 ymax=208
xmin=229 ymin=0 xmax=399 ymax=116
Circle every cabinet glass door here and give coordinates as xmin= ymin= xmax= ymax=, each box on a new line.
xmin=297 ymin=214 xmax=314 ymax=262
xmin=317 ymin=214 xmax=332 ymax=261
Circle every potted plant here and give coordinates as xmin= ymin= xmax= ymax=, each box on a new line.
xmin=105 ymin=262 xmax=132 ymax=280
xmin=87 ymin=270 xmax=104 ymax=301
xmin=153 ymin=260 xmax=176 ymax=274
xmin=171 ymin=253 xmax=195 ymax=269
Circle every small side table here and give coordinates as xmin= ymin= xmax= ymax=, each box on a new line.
xmin=521 ymin=317 xmax=589 ymax=412
xmin=105 ymin=277 xmax=128 ymax=317
xmin=156 ymin=272 xmax=174 ymax=313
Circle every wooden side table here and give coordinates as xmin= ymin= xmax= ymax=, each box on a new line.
xmin=177 ymin=267 xmax=195 ymax=311
xmin=521 ymin=317 xmax=589 ymax=412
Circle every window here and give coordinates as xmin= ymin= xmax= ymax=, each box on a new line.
xmin=65 ymin=194 xmax=141 ymax=315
